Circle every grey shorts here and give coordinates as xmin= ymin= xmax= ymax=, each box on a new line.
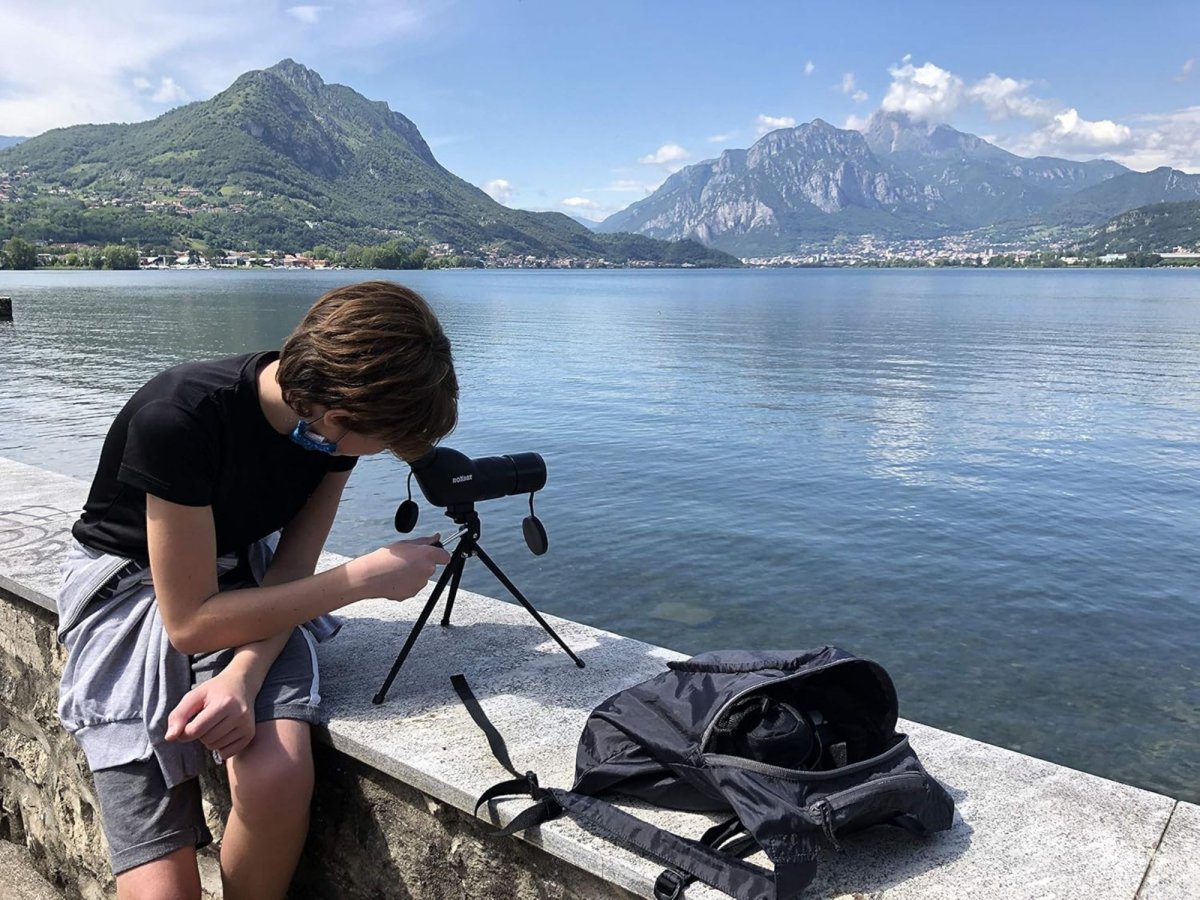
xmin=92 ymin=626 xmax=322 ymax=876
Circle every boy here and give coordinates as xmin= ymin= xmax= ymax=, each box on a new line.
xmin=57 ymin=281 xmax=457 ymax=899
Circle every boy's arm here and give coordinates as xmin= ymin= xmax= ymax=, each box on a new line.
xmin=225 ymin=468 xmax=353 ymax=686
xmin=262 ymin=467 xmax=353 ymax=587
xmin=147 ymin=474 xmax=448 ymax=655
xmin=165 ymin=470 xmax=352 ymax=756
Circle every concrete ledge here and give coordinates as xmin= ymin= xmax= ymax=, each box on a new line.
xmin=1 ymin=455 xmax=1196 ymax=898
xmin=1139 ymin=802 xmax=1200 ymax=899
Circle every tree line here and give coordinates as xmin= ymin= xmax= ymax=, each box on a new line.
xmin=0 ymin=236 xmax=484 ymax=270
xmin=0 ymin=237 xmax=140 ymax=269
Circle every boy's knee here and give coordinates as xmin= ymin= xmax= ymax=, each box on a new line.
xmin=229 ymin=731 xmax=313 ymax=818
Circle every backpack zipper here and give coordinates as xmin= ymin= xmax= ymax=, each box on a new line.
xmin=807 ymin=771 xmax=928 ymax=849
xmin=811 ymin=799 xmax=842 ymax=852
xmin=702 ymin=732 xmax=911 ymax=780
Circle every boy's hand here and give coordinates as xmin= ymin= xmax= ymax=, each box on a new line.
xmin=352 ymin=535 xmax=451 ymax=601
xmin=166 ymin=669 xmax=257 ymax=761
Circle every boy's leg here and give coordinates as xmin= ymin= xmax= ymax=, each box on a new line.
xmin=115 ymin=846 xmax=201 ymax=900
xmin=91 ymin=759 xmax=210 ymax=899
xmin=220 ymin=718 xmax=314 ymax=900
xmin=194 ymin=626 xmax=322 ymax=898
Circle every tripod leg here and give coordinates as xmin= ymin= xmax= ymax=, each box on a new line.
xmin=373 ymin=551 xmax=465 ymax=704
xmin=472 ymin=544 xmax=585 ymax=669
xmin=439 ymin=544 xmax=468 ymax=627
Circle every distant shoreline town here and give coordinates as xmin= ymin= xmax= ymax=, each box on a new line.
xmin=1 ymin=236 xmax=1197 ymax=272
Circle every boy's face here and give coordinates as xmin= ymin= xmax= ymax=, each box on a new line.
xmin=307 ymin=409 xmax=390 ymax=457
xmin=332 ymin=430 xmax=389 ymax=457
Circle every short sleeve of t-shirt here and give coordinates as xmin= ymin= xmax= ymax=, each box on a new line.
xmin=327 ymin=452 xmax=357 ymax=473
xmin=118 ymin=399 xmax=218 ymax=506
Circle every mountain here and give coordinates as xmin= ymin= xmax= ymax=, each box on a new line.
xmin=598 ymin=118 xmax=955 ymax=255
xmin=565 ymin=214 xmax=599 ymax=231
xmin=599 ymin=112 xmax=1195 ymax=256
xmin=1048 ymin=167 xmax=1200 ymax=229
xmin=0 ymin=61 xmax=737 ymax=265
xmin=1078 ymin=199 xmax=1200 ymax=254
xmin=0 ymin=137 xmax=25 ymax=150
xmin=863 ymin=112 xmax=1127 ymax=227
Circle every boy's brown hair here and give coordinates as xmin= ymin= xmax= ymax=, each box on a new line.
xmin=278 ymin=281 xmax=458 ymax=460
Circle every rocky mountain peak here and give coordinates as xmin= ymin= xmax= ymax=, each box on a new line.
xmin=266 ymin=59 xmax=327 ymax=96
xmin=748 ymin=118 xmax=869 ymax=166
xmin=863 ymin=111 xmax=969 ymax=157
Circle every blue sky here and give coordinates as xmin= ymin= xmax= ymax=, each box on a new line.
xmin=2 ymin=1 xmax=1197 ymax=221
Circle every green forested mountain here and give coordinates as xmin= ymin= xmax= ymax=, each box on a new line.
xmin=0 ymin=60 xmax=736 ymax=265
xmin=1078 ymin=200 xmax=1200 ymax=254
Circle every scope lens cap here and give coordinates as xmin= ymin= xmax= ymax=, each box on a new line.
xmin=523 ymin=515 xmax=548 ymax=555
xmin=394 ymin=500 xmax=420 ymax=533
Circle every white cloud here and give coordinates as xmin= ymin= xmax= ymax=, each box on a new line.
xmin=638 ymin=143 xmax=690 ymax=166
xmin=880 ymin=59 xmax=965 ymax=121
xmin=1001 ymin=104 xmax=1200 ymax=172
xmin=875 ymin=58 xmax=1140 ymax=158
xmin=968 ymin=74 xmax=1054 ymax=120
xmin=844 ymin=113 xmax=871 ymax=131
xmin=864 ymin=56 xmax=1196 ymax=171
xmin=837 ymin=72 xmax=868 ymax=102
xmin=1113 ymin=106 xmax=1200 ymax=171
xmin=755 ymin=114 xmax=796 ymax=135
xmin=707 ymin=132 xmax=736 ymax=143
xmin=287 ymin=5 xmax=329 ymax=25
xmin=554 ymin=196 xmax=617 ymax=222
xmin=1178 ymin=58 xmax=1195 ymax=81
xmin=804 ymin=60 xmax=815 ymax=76
xmin=0 ymin=0 xmax=436 ymax=135
xmin=132 ymin=74 xmax=188 ymax=104
xmin=151 ymin=76 xmax=188 ymax=104
xmin=1046 ymin=108 xmax=1132 ymax=148
xmin=1018 ymin=102 xmax=1200 ymax=172
xmin=599 ymin=179 xmax=655 ymax=192
xmin=483 ymin=178 xmax=514 ymax=204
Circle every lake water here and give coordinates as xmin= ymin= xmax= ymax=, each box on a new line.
xmin=1 ymin=267 xmax=1197 ymax=802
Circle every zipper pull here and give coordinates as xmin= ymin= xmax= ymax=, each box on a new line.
xmin=812 ymin=799 xmax=842 ymax=852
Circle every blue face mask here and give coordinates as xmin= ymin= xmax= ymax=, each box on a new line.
xmin=290 ymin=418 xmax=338 ymax=454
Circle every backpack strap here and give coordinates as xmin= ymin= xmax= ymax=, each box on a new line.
xmin=547 ymin=788 xmax=815 ymax=900
xmin=654 ymin=817 xmax=760 ymax=899
xmin=453 ymin=674 xmax=818 ymax=899
xmin=452 ymin=673 xmax=521 ymax=777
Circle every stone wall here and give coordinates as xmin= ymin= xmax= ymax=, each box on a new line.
xmin=0 ymin=586 xmax=635 ymax=899
xmin=0 ymin=588 xmax=107 ymax=899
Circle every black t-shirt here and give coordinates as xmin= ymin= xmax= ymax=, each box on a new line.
xmin=73 ymin=351 xmax=356 ymax=564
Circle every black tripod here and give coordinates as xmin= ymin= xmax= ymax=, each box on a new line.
xmin=373 ymin=503 xmax=585 ymax=704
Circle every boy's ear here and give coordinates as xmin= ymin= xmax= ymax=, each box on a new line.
xmin=324 ymin=409 xmax=354 ymax=430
